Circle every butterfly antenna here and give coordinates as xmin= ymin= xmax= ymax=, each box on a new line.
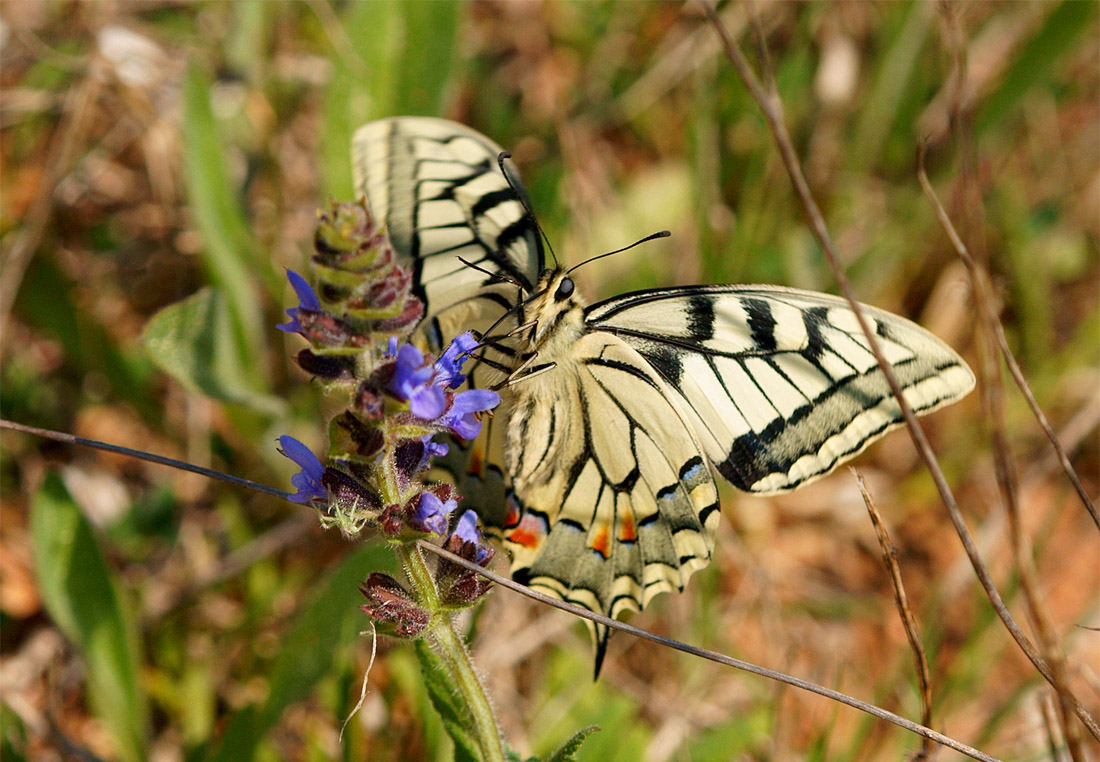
xmin=566 ymin=230 xmax=671 ymax=275
xmin=497 ymin=151 xmax=559 ymax=268
xmin=457 ymin=256 xmax=523 ymax=288
xmin=0 ymin=419 xmax=292 ymax=501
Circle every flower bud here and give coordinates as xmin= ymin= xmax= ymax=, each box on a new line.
xmin=295 ymin=350 xmax=354 ymax=381
xmin=358 ymin=573 xmax=430 ymax=638
xmin=313 ymin=200 xmax=383 ymax=272
xmin=436 ymin=510 xmax=495 ymax=607
xmin=321 ymin=467 xmax=381 ymax=515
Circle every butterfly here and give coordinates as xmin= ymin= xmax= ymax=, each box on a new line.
xmin=352 ymin=116 xmax=975 ymax=669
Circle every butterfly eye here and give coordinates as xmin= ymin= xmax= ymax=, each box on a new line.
xmin=554 ymin=277 xmax=574 ymax=301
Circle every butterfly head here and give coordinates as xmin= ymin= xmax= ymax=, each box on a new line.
xmin=521 ymin=268 xmax=586 ymax=348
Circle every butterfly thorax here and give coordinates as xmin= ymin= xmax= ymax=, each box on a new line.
xmin=502 ymin=270 xmax=588 ymax=487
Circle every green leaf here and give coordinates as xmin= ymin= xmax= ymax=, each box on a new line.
xmin=321 ymin=1 xmax=462 ymax=198
xmin=850 ymin=0 xmax=933 ymax=171
xmin=392 ymin=1 xmax=460 ymax=116
xmin=30 ymin=474 xmax=148 ymax=762
xmin=260 ymin=544 xmax=398 ymax=724
xmin=181 ymin=61 xmax=268 ymax=385
xmin=206 ymin=544 xmax=398 ymax=762
xmin=320 ymin=0 xmax=389 ymax=199
xmin=387 ymin=649 xmax=450 ymax=760
xmin=414 ymin=638 xmax=482 ymax=762
xmin=225 ymin=1 xmax=269 ymax=85
xmin=541 ymin=726 xmax=599 ymax=762
xmin=18 ymin=256 xmax=154 ymax=415
xmin=681 ymin=708 xmax=771 ymax=761
xmin=142 ymin=287 xmax=283 ymax=415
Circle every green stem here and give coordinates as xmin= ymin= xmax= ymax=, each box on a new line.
xmin=395 ymin=543 xmax=505 ymax=762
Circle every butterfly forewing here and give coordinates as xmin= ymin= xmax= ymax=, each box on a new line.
xmin=586 ymin=285 xmax=975 ymax=494
xmin=351 ymin=117 xmax=544 ymax=321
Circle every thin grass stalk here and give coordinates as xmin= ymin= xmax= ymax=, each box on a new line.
xmin=1039 ymin=692 xmax=1072 ymax=762
xmin=701 ymin=0 xmax=1099 ymax=741
xmin=920 ymin=158 xmax=1096 ymax=528
xmin=853 ymin=470 xmax=935 ymax=761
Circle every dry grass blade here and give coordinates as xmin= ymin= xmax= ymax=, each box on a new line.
xmin=700 ymin=0 xmax=1100 ymax=742
xmin=853 ymin=469 xmax=934 ymax=762
xmin=415 ymin=540 xmax=1003 ymax=762
xmin=917 ymin=148 xmax=1091 ymax=761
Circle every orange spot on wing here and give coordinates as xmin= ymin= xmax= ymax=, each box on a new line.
xmin=508 ymin=512 xmax=546 ymax=550
xmin=619 ymin=512 xmax=637 ymax=543
xmin=504 ymin=503 xmax=521 ymax=528
xmin=590 ymin=525 xmax=610 ymax=558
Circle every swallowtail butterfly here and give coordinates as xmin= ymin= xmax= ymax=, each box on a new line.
xmin=352 ymin=117 xmax=974 ymax=668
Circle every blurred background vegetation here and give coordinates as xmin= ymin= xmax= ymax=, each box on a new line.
xmin=1 ymin=2 xmax=1096 ymax=760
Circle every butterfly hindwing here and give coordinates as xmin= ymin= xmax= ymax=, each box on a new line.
xmin=500 ymin=331 xmax=720 ymax=665
xmin=586 ymin=285 xmax=975 ymax=494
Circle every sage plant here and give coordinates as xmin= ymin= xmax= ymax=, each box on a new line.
xmin=275 ymin=199 xmax=506 ymax=758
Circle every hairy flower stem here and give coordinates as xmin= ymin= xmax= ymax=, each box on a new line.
xmin=395 ymin=542 xmax=505 ymax=762
xmin=374 ymin=424 xmax=504 ymax=762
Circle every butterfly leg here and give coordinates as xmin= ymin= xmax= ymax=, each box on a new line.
xmin=496 ymin=351 xmax=556 ymax=389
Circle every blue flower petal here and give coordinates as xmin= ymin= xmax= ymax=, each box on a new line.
xmin=435 ymin=332 xmax=479 ymax=389
xmin=409 ymin=385 xmax=446 ymax=419
xmin=414 ymin=491 xmax=459 ymax=536
xmin=452 ymin=388 xmax=500 ymax=413
xmin=286 ymin=269 xmax=320 ymax=311
xmin=277 ymin=435 xmax=327 ymax=504
xmin=277 ymin=270 xmax=321 ymax=334
xmin=440 ymin=388 xmax=501 ymax=439
xmin=388 ymin=343 xmax=433 ymax=401
xmin=454 ymin=509 xmax=480 ymax=544
xmin=453 ymin=510 xmax=490 ymax=563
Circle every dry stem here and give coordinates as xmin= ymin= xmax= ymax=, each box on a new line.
xmin=853 ymin=470 xmax=935 ymax=761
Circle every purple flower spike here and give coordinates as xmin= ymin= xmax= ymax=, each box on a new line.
xmin=277 ymin=435 xmax=327 ymax=504
xmin=413 ymin=491 xmax=458 ymax=536
xmin=277 ymin=270 xmax=321 ymax=334
xmin=434 ymin=332 xmax=479 ymax=389
xmin=440 ymin=388 xmax=501 ymax=440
